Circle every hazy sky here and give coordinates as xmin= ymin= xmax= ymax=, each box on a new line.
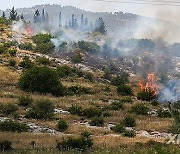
xmin=0 ymin=0 xmax=179 ymax=22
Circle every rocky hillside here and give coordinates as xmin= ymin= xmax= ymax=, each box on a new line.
xmin=0 ymin=16 xmax=180 ymax=154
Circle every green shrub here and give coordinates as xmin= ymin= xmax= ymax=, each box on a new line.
xmin=67 ymin=86 xmax=93 ymax=96
xmin=8 ymin=49 xmax=17 ymax=56
xmin=0 ymin=17 xmax=11 ymax=25
xmin=18 ymin=95 xmax=33 ymax=107
xmin=151 ymin=100 xmax=159 ymax=106
xmin=0 ymin=44 xmax=6 ymax=54
xmin=0 ymin=103 xmax=18 ymax=115
xmin=111 ymin=124 xmax=125 ymax=133
xmin=57 ymin=65 xmax=73 ymax=78
xmin=107 ymin=101 xmax=124 ymax=110
xmin=83 ymin=108 xmax=102 ymax=118
xmin=89 ymin=116 xmax=104 ymax=127
xmin=131 ymin=104 xmax=149 ymax=115
xmin=121 ymin=97 xmax=133 ymax=103
xmin=8 ymin=59 xmax=16 ymax=67
xmin=4 ymin=41 xmax=17 ymax=48
xmin=122 ymin=115 xmax=136 ymax=127
xmin=84 ymin=72 xmax=94 ymax=82
xmin=19 ymin=57 xmax=34 ymax=69
xmin=122 ymin=130 xmax=136 ymax=137
xmin=25 ymin=99 xmax=55 ymax=120
xmin=117 ymin=84 xmax=133 ymax=96
xmin=57 ymin=119 xmax=68 ymax=131
xmin=35 ymin=57 xmax=51 ymax=66
xmin=18 ymin=66 xmax=64 ymax=96
xmin=78 ymin=41 xmax=100 ymax=54
xmin=18 ymin=42 xmax=33 ymax=50
xmin=169 ymin=124 xmax=180 ymax=134
xmin=56 ymin=132 xmax=93 ymax=151
xmin=157 ymin=108 xmax=171 ymax=118
xmin=111 ymin=72 xmax=129 ymax=86
xmin=68 ymin=105 xmax=83 ymax=116
xmin=71 ymin=52 xmax=83 ymax=63
xmin=32 ymin=33 xmax=52 ymax=44
xmin=0 ymin=121 xmax=29 ymax=132
xmin=137 ymin=90 xmax=156 ymax=101
xmin=34 ymin=42 xmax=54 ymax=54
xmin=0 ymin=140 xmax=12 ymax=151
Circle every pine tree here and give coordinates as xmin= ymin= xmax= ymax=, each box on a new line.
xmin=2 ymin=12 xmax=6 ymax=18
xmin=46 ymin=12 xmax=49 ymax=24
xmin=59 ymin=12 xmax=62 ymax=27
xmin=33 ymin=10 xmax=41 ymax=23
xmin=72 ymin=14 xmax=75 ymax=29
xmin=42 ymin=9 xmax=46 ymax=22
xmin=94 ymin=17 xmax=106 ymax=34
xmin=9 ymin=7 xmax=18 ymax=21
xmin=81 ymin=14 xmax=84 ymax=27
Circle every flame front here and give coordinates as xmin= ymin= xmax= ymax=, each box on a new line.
xmin=139 ymin=73 xmax=158 ymax=96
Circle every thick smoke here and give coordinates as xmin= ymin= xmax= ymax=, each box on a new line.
xmin=158 ymin=79 xmax=180 ymax=102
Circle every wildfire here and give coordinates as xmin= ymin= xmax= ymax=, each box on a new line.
xmin=139 ymin=73 xmax=158 ymax=96
xmin=26 ymin=26 xmax=33 ymax=35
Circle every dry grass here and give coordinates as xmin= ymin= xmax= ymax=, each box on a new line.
xmin=0 ymin=66 xmax=19 ymax=86
xmin=136 ymin=116 xmax=173 ymax=132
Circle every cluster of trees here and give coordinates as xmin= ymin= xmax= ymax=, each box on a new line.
xmin=1 ymin=7 xmax=24 ymax=22
xmin=33 ymin=9 xmax=49 ymax=24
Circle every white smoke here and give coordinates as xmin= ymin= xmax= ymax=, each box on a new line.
xmin=158 ymin=79 xmax=180 ymax=102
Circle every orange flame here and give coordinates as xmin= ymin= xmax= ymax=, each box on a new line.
xmin=26 ymin=26 xmax=33 ymax=35
xmin=139 ymin=73 xmax=158 ymax=96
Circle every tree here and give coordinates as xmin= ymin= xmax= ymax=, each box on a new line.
xmin=33 ymin=10 xmax=41 ymax=23
xmin=18 ymin=66 xmax=65 ymax=96
xmin=41 ymin=9 xmax=46 ymax=23
xmin=59 ymin=12 xmax=62 ymax=27
xmin=9 ymin=7 xmax=18 ymax=21
xmin=94 ymin=17 xmax=106 ymax=34
xmin=2 ymin=12 xmax=6 ymax=18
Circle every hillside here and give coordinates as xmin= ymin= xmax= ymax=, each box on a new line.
xmin=0 ymin=11 xmax=180 ymax=154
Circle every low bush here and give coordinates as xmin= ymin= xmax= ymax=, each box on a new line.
xmin=83 ymin=107 xmax=102 ymax=118
xmin=8 ymin=59 xmax=16 ymax=67
xmin=122 ymin=115 xmax=136 ymax=127
xmin=0 ymin=103 xmax=18 ymax=115
xmin=122 ymin=130 xmax=136 ymax=137
xmin=89 ymin=116 xmax=104 ymax=127
xmin=18 ymin=66 xmax=65 ymax=96
xmin=19 ymin=57 xmax=34 ymax=69
xmin=56 ymin=132 xmax=93 ymax=151
xmin=111 ymin=72 xmax=129 ymax=86
xmin=36 ymin=57 xmax=51 ymax=66
xmin=0 ymin=121 xmax=29 ymax=132
xmin=34 ymin=42 xmax=54 ymax=54
xmin=25 ymin=99 xmax=55 ymax=120
xmin=0 ymin=140 xmax=12 ymax=151
xmin=68 ymin=105 xmax=83 ymax=116
xmin=117 ymin=84 xmax=133 ymax=96
xmin=78 ymin=41 xmax=100 ymax=54
xmin=0 ymin=44 xmax=6 ymax=54
xmin=18 ymin=42 xmax=33 ymax=50
xmin=107 ymin=101 xmax=124 ymax=110
xmin=137 ymin=90 xmax=156 ymax=101
xmin=57 ymin=65 xmax=73 ymax=78
xmin=18 ymin=95 xmax=33 ymax=107
xmin=57 ymin=119 xmax=68 ymax=131
xmin=131 ymin=104 xmax=149 ymax=115
xmin=169 ymin=124 xmax=180 ymax=134
xmin=151 ymin=100 xmax=159 ymax=106
xmin=157 ymin=109 xmax=171 ymax=118
xmin=67 ymin=86 xmax=93 ymax=96
xmin=121 ymin=97 xmax=133 ymax=103
xmin=8 ymin=49 xmax=17 ymax=57
xmin=111 ymin=124 xmax=125 ymax=133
